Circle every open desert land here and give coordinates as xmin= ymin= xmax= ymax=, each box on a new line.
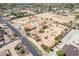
xmin=10 ymin=12 xmax=75 ymax=54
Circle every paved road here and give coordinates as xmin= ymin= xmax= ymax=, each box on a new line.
xmin=0 ymin=17 xmax=42 ymax=56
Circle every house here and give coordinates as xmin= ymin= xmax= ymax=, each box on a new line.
xmin=61 ymin=29 xmax=79 ymax=56
xmin=62 ymin=44 xmax=79 ymax=56
xmin=25 ymin=20 xmax=37 ymax=30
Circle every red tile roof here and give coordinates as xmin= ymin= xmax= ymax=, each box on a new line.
xmin=25 ymin=23 xmax=36 ymax=30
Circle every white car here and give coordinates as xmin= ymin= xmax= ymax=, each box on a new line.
xmin=3 ymin=23 xmax=6 ymax=26
xmin=3 ymin=23 xmax=8 ymax=28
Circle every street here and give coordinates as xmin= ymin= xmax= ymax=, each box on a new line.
xmin=0 ymin=17 xmax=42 ymax=56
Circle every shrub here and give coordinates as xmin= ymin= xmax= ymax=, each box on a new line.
xmin=0 ymin=27 xmax=4 ymax=33
xmin=0 ymin=29 xmax=4 ymax=33
xmin=15 ymin=44 xmax=22 ymax=50
xmin=39 ymin=29 xmax=44 ymax=33
xmin=41 ymin=44 xmax=52 ymax=52
xmin=26 ymin=32 xmax=31 ymax=36
xmin=20 ymin=49 xmax=25 ymax=54
xmin=75 ymin=15 xmax=79 ymax=20
xmin=36 ymin=38 xmax=41 ymax=42
xmin=42 ymin=25 xmax=48 ymax=29
xmin=11 ymin=37 xmax=16 ymax=41
xmin=72 ymin=27 xmax=76 ymax=29
xmin=25 ymin=28 xmax=31 ymax=31
xmin=55 ymin=34 xmax=62 ymax=45
xmin=55 ymin=34 xmax=62 ymax=40
xmin=44 ymin=36 xmax=48 ymax=39
xmin=50 ymin=18 xmax=52 ymax=20
xmin=56 ymin=50 xmax=65 ymax=56
xmin=13 ymin=33 xmax=17 ymax=37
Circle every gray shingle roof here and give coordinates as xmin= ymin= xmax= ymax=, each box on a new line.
xmin=62 ymin=44 xmax=79 ymax=56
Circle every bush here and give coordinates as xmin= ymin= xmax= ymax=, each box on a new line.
xmin=39 ymin=29 xmax=44 ymax=33
xmin=72 ymin=27 xmax=76 ymax=29
xmin=26 ymin=32 xmax=31 ymax=36
xmin=11 ymin=37 xmax=16 ymax=41
xmin=55 ymin=34 xmax=62 ymax=40
xmin=0 ymin=27 xmax=5 ymax=33
xmin=41 ymin=44 xmax=52 ymax=52
xmin=25 ymin=28 xmax=31 ymax=31
xmin=13 ymin=33 xmax=17 ymax=37
xmin=55 ymin=34 xmax=62 ymax=45
xmin=42 ymin=25 xmax=48 ymax=29
xmin=56 ymin=50 xmax=65 ymax=56
xmin=75 ymin=15 xmax=79 ymax=20
xmin=64 ymin=4 xmax=75 ymax=10
xmin=35 ymin=38 xmax=41 ymax=42
xmin=11 ymin=12 xmax=26 ymax=18
xmin=20 ymin=49 xmax=25 ymax=54
xmin=15 ymin=44 xmax=22 ymax=50
xmin=0 ymin=29 xmax=4 ymax=33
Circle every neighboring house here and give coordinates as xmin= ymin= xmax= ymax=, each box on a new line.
xmin=61 ymin=29 xmax=79 ymax=56
xmin=62 ymin=44 xmax=79 ymax=56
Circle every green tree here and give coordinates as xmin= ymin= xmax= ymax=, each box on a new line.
xmin=56 ymin=50 xmax=65 ymax=56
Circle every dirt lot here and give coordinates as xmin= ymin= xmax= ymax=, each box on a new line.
xmin=11 ymin=12 xmax=74 ymax=54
